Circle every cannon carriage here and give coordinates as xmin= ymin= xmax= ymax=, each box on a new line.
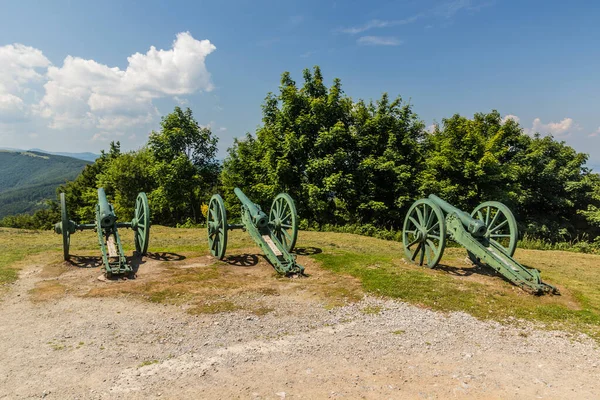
xmin=207 ymin=188 xmax=304 ymax=275
xmin=54 ymin=188 xmax=150 ymax=278
xmin=403 ymin=194 xmax=558 ymax=295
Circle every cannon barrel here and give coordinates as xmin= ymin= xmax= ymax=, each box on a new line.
xmin=428 ymin=194 xmax=486 ymax=237
xmin=234 ymin=188 xmax=269 ymax=228
xmin=98 ymin=188 xmax=117 ymax=228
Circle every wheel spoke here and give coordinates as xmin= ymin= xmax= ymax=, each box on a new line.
xmin=485 ymin=206 xmax=490 ymax=226
xmin=409 ymin=217 xmax=421 ymax=230
xmin=488 ymin=209 xmax=501 ymax=230
xmin=407 ymin=237 xmax=420 ymax=248
xmin=425 ymin=207 xmax=435 ymax=229
xmin=282 ymin=228 xmax=292 ymax=242
xmin=428 ymin=234 xmax=440 ymax=241
xmin=490 ymin=234 xmax=512 ymax=238
xmin=427 ymin=221 xmax=439 ymax=233
xmin=411 ymin=243 xmax=422 ymax=261
xmin=415 ymin=206 xmax=424 ymax=226
xmin=426 ymin=239 xmax=438 ymax=255
xmin=490 ymin=219 xmax=508 ymax=233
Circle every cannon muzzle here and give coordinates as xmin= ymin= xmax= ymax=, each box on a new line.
xmin=234 ymin=188 xmax=268 ymax=228
xmin=97 ymin=188 xmax=117 ymax=228
xmin=428 ymin=194 xmax=486 ymax=236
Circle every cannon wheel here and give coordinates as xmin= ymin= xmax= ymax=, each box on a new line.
xmin=402 ymin=199 xmax=446 ymax=268
xmin=471 ymin=201 xmax=518 ymax=257
xmin=269 ymin=193 xmax=298 ymax=252
xmin=134 ymin=192 xmax=150 ymax=255
xmin=207 ymin=194 xmax=228 ymax=259
xmin=60 ymin=193 xmax=70 ymax=261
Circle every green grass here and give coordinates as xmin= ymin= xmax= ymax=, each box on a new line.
xmin=138 ymin=360 xmax=159 ymax=368
xmin=298 ymin=231 xmax=600 ymax=340
xmin=1 ymin=226 xmax=600 ymax=340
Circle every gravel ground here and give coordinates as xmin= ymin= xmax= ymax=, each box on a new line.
xmin=0 ymin=257 xmax=599 ymax=399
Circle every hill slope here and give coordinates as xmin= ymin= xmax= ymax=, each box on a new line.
xmin=28 ymin=148 xmax=99 ymax=162
xmin=0 ymin=151 xmax=90 ymax=218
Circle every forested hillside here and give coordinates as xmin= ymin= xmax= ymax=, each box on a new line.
xmin=0 ymin=151 xmax=90 ymax=218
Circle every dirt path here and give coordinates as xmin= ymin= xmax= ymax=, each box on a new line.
xmin=0 ymin=255 xmax=598 ymax=399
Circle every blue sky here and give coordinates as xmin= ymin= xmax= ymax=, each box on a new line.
xmin=1 ymin=0 xmax=599 ymax=168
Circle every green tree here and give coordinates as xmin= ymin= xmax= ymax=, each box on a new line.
xmin=221 ymin=66 xmax=426 ymax=227
xmin=148 ymin=107 xmax=219 ymax=224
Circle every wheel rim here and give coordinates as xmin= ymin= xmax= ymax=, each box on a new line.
xmin=207 ymin=194 xmax=228 ymax=259
xmin=60 ymin=193 xmax=70 ymax=261
xmin=269 ymin=193 xmax=298 ymax=252
xmin=471 ymin=201 xmax=518 ymax=257
xmin=134 ymin=192 xmax=150 ymax=255
xmin=402 ymin=199 xmax=446 ymax=268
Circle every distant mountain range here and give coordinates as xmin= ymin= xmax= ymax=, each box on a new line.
xmin=0 ymin=147 xmax=99 ymax=162
xmin=0 ymin=150 xmax=91 ymax=218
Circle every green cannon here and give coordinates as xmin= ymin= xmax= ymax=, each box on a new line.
xmin=207 ymin=188 xmax=304 ymax=275
xmin=402 ymin=194 xmax=558 ymax=295
xmin=54 ymin=188 xmax=151 ymax=278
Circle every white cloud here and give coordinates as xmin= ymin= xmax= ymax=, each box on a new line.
xmin=0 ymin=94 xmax=25 ymax=113
xmin=589 ymin=127 xmax=600 ymax=138
xmin=435 ymin=0 xmax=492 ymax=18
xmin=357 ymin=36 xmax=403 ymax=46
xmin=501 ymin=114 xmax=520 ymax=124
xmin=35 ymin=31 xmax=216 ymax=131
xmin=426 ymin=124 xmax=436 ymax=133
xmin=92 ymin=131 xmax=125 ymax=142
xmin=0 ymin=43 xmax=50 ymax=95
xmin=339 ymin=16 xmax=420 ymax=34
xmin=525 ymin=117 xmax=580 ymax=137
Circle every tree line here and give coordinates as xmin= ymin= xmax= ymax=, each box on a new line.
xmin=2 ymin=66 xmax=599 ymax=243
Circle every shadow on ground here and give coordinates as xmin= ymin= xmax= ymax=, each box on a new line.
xmin=146 ymin=252 xmax=186 ymax=262
xmin=223 ymin=254 xmax=259 ymax=267
xmin=294 ymin=247 xmax=323 ymax=256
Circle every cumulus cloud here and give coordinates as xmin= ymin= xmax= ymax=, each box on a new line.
xmin=357 ymin=36 xmax=403 ymax=46
xmin=501 ymin=114 xmax=520 ymax=124
xmin=525 ymin=117 xmax=580 ymax=137
xmin=35 ymin=31 xmax=216 ymax=132
xmin=590 ymin=127 xmax=600 ymax=138
xmin=0 ymin=43 xmax=50 ymax=120
xmin=0 ymin=43 xmax=50 ymax=95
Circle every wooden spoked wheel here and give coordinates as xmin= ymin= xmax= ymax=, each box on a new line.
xmin=402 ymin=199 xmax=447 ymax=268
xmin=134 ymin=192 xmax=150 ymax=255
xmin=207 ymin=194 xmax=228 ymax=259
xmin=269 ymin=193 xmax=298 ymax=252
xmin=471 ymin=201 xmax=518 ymax=257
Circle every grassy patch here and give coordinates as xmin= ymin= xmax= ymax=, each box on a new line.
xmin=299 ymin=231 xmax=600 ymax=340
xmin=188 ymin=300 xmax=241 ymax=315
xmin=29 ymin=281 xmax=67 ymax=303
xmin=3 ymin=226 xmax=600 ymax=340
xmin=251 ymin=306 xmax=275 ymax=316
xmin=138 ymin=360 xmax=159 ymax=368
